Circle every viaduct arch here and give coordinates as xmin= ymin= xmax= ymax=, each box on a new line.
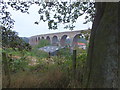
xmin=29 ymin=29 xmax=89 ymax=46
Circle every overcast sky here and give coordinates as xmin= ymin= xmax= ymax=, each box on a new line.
xmin=8 ymin=4 xmax=92 ymax=37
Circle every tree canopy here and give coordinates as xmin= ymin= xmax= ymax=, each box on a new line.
xmin=0 ymin=0 xmax=95 ymax=30
xmin=1 ymin=26 xmax=31 ymax=51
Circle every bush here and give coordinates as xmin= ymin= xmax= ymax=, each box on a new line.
xmin=2 ymin=48 xmax=30 ymax=73
xmin=9 ymin=56 xmax=29 ymax=72
xmin=34 ymin=39 xmax=50 ymax=49
xmin=31 ymin=39 xmax=50 ymax=59
xmin=57 ymin=47 xmax=71 ymax=59
xmin=31 ymin=48 xmax=49 ymax=59
xmin=77 ymin=52 xmax=87 ymax=66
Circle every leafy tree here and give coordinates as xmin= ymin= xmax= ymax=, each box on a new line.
xmin=34 ymin=2 xmax=95 ymax=30
xmin=1 ymin=26 xmax=31 ymax=51
xmin=20 ymin=37 xmax=29 ymax=43
xmin=0 ymin=1 xmax=95 ymax=30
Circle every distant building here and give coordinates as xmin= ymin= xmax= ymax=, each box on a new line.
xmin=77 ymin=42 xmax=86 ymax=49
xmin=39 ymin=46 xmax=64 ymax=56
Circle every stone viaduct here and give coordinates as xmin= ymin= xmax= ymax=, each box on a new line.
xmin=29 ymin=29 xmax=88 ymax=46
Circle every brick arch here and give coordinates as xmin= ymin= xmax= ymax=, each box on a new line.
xmin=46 ymin=36 xmax=51 ymax=43
xmin=52 ymin=35 xmax=59 ymax=46
xmin=29 ymin=30 xmax=90 ymax=46
xmin=72 ymin=34 xmax=82 ymax=47
xmin=41 ymin=36 xmax=44 ymax=39
xmin=38 ymin=37 xmax=40 ymax=41
xmin=60 ymin=35 xmax=70 ymax=46
xmin=36 ymin=37 xmax=37 ymax=42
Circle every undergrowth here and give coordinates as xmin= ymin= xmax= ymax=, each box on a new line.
xmin=2 ymin=47 xmax=87 ymax=88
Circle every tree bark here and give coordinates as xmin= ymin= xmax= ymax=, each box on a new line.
xmin=2 ymin=53 xmax=11 ymax=88
xmin=83 ymin=2 xmax=119 ymax=88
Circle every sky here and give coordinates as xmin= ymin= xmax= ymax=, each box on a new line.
xmin=8 ymin=4 xmax=92 ymax=37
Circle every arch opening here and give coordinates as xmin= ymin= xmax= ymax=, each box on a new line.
xmin=60 ymin=35 xmax=70 ymax=46
xmin=46 ymin=36 xmax=51 ymax=43
xmin=72 ymin=34 xmax=87 ymax=49
xmin=52 ymin=36 xmax=59 ymax=46
xmin=41 ymin=37 xmax=44 ymax=39
xmin=36 ymin=37 xmax=37 ymax=42
xmin=72 ymin=34 xmax=82 ymax=47
xmin=38 ymin=37 xmax=40 ymax=41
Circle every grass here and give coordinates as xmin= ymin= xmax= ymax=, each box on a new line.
xmin=3 ymin=69 xmax=71 ymax=88
xmin=3 ymin=71 xmax=39 ymax=88
xmin=2 ymin=47 xmax=87 ymax=88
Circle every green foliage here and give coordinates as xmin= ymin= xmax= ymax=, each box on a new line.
xmin=2 ymin=50 xmax=29 ymax=73
xmin=1 ymin=26 xmax=31 ymax=51
xmin=35 ymin=2 xmax=95 ymax=30
xmin=20 ymin=37 xmax=29 ymax=43
xmin=9 ymin=56 xmax=29 ymax=72
xmin=77 ymin=53 xmax=87 ymax=67
xmin=30 ymin=39 xmax=50 ymax=58
xmin=1 ymin=1 xmax=95 ymax=30
xmin=76 ymin=48 xmax=87 ymax=55
xmin=2 ymin=45 xmax=88 ymax=88
xmin=34 ymin=39 xmax=50 ymax=49
xmin=54 ymin=49 xmax=87 ymax=73
xmin=57 ymin=47 xmax=71 ymax=59
xmin=31 ymin=49 xmax=49 ymax=59
xmin=59 ymin=58 xmax=73 ymax=75
xmin=2 ymin=48 xmax=20 ymax=56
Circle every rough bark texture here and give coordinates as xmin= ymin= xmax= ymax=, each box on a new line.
xmin=118 ymin=2 xmax=120 ymax=89
xmin=83 ymin=2 xmax=119 ymax=88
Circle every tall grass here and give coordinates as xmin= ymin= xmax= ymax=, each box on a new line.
xmin=3 ymin=69 xmax=70 ymax=88
xmin=2 ymin=46 xmax=87 ymax=88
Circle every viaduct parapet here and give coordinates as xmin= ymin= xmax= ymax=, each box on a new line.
xmin=29 ymin=29 xmax=89 ymax=46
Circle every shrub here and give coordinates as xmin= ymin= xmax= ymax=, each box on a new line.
xmin=57 ymin=47 xmax=71 ymax=59
xmin=34 ymin=39 xmax=50 ymax=49
xmin=31 ymin=39 xmax=50 ymax=59
xmin=2 ymin=49 xmax=30 ymax=73
xmin=31 ymin=48 xmax=49 ymax=59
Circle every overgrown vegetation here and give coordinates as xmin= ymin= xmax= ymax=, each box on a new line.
xmin=31 ymin=39 xmax=50 ymax=58
xmin=2 ymin=26 xmax=31 ymax=51
xmin=1 ymin=1 xmax=89 ymax=87
xmin=2 ymin=45 xmax=87 ymax=88
xmin=34 ymin=39 xmax=50 ymax=49
xmin=1 ymin=25 xmax=88 ymax=88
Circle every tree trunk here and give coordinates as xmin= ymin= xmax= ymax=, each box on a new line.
xmin=2 ymin=53 xmax=11 ymax=88
xmin=83 ymin=2 xmax=119 ymax=88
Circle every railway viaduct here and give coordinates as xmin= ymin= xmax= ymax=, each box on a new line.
xmin=29 ymin=29 xmax=90 ymax=46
